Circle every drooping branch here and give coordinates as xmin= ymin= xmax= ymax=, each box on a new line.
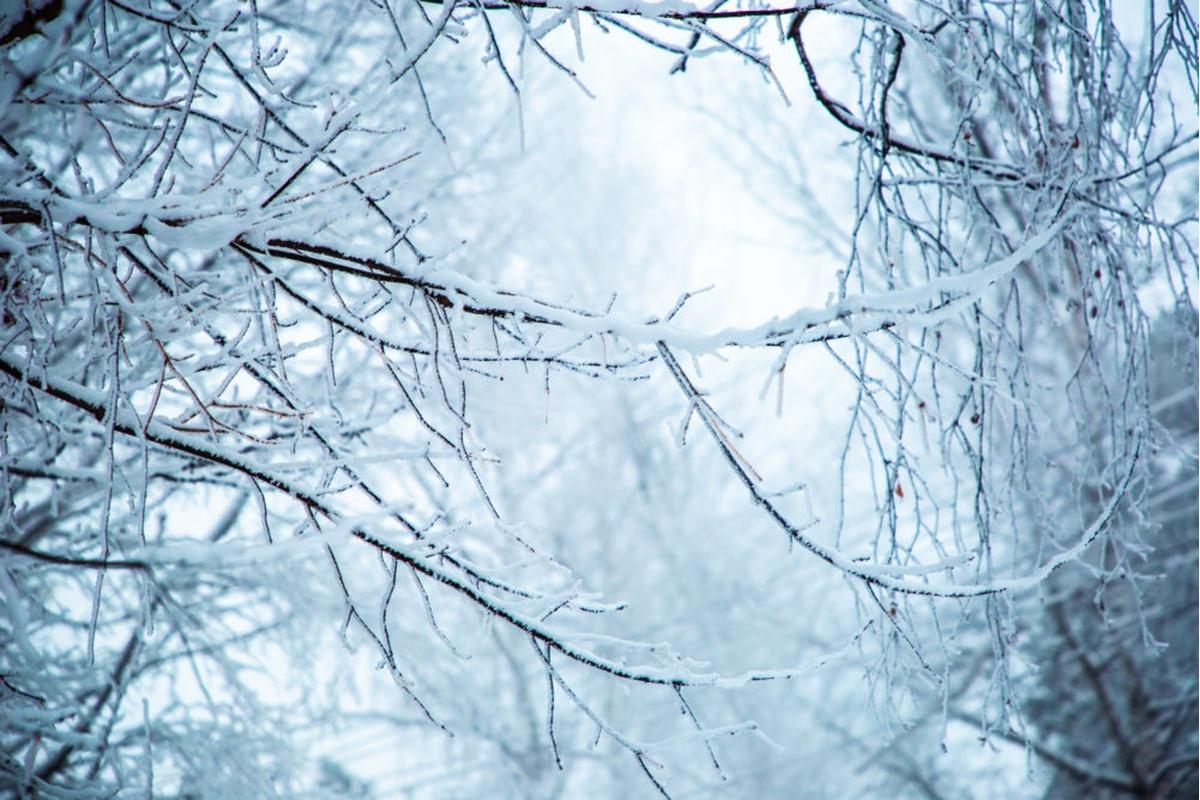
xmin=655 ymin=341 xmax=1143 ymax=598
xmin=0 ymin=352 xmax=804 ymax=690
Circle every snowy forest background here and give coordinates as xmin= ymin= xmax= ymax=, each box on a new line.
xmin=0 ymin=0 xmax=1197 ymax=797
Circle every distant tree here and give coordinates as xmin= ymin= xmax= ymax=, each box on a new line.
xmin=1014 ymin=310 xmax=1198 ymax=799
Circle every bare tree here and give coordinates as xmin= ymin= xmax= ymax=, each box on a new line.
xmin=694 ymin=2 xmax=1198 ymax=796
xmin=1 ymin=0 xmax=1195 ymax=797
